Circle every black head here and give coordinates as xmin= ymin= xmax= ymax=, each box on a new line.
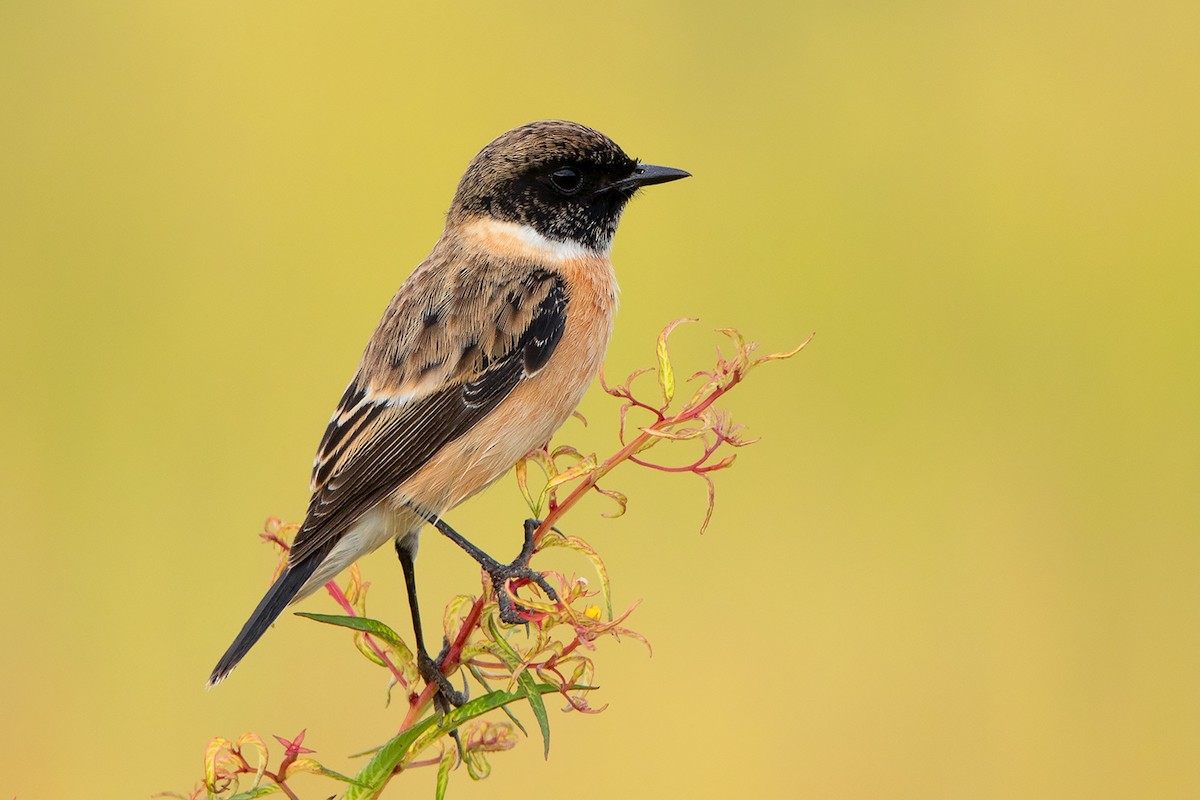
xmin=449 ymin=120 xmax=690 ymax=252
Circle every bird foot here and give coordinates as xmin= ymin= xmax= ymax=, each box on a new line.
xmin=419 ymin=637 xmax=468 ymax=710
xmin=484 ymin=519 xmax=559 ymax=625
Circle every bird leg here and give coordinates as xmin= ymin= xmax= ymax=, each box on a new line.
xmin=395 ymin=537 xmax=468 ymax=733
xmin=423 ymin=515 xmax=559 ymax=625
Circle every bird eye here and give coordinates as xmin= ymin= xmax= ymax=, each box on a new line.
xmin=549 ymin=167 xmax=583 ymax=195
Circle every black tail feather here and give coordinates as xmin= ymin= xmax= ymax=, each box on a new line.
xmin=207 ymin=548 xmax=329 ymax=687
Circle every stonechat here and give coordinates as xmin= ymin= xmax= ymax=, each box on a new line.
xmin=208 ymin=120 xmax=689 ymax=701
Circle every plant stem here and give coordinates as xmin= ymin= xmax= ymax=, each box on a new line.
xmin=323 ymin=580 xmax=410 ymax=690
xmin=538 ymin=370 xmax=744 ymax=537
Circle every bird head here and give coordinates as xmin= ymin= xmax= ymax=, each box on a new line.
xmin=449 ymin=120 xmax=690 ymax=253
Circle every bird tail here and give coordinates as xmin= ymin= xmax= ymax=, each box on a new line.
xmin=206 ymin=548 xmax=329 ymax=688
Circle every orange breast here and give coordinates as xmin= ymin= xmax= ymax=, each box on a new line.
xmin=392 ymin=250 xmax=618 ymax=514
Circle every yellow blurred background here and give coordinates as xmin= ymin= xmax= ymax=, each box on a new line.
xmin=2 ymin=1 xmax=1198 ymax=797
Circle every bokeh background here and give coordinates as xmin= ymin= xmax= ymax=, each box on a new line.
xmin=2 ymin=1 xmax=1198 ymax=797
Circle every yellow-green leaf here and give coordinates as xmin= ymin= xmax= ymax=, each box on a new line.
xmin=753 ymin=331 xmax=815 ymax=365
xmin=352 ymin=631 xmax=390 ymax=669
xmin=514 ymin=457 xmax=538 ymax=516
xmin=699 ymin=473 xmax=717 ymax=534
xmin=540 ymin=534 xmax=613 ymax=619
xmin=233 ymin=733 xmax=268 ymax=789
xmin=203 ymin=737 xmax=231 ymax=792
xmin=540 ymin=454 xmax=598 ymax=506
xmin=287 ymin=759 xmax=365 ymax=786
xmin=639 ymin=425 xmax=707 ymax=440
xmin=465 ymin=748 xmax=492 ymax=780
xmin=435 ymin=747 xmax=454 ymax=800
xmin=656 ymin=317 xmax=698 ymax=405
xmin=594 ymin=484 xmax=628 ymax=519
xmin=443 ymin=594 xmax=476 ymax=644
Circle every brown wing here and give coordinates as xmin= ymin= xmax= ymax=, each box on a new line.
xmin=287 ymin=265 xmax=568 ymax=566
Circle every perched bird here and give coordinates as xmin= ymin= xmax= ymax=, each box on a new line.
xmin=207 ymin=120 xmax=689 ymax=701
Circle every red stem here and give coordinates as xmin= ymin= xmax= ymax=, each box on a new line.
xmin=362 ymin=367 xmax=749 ymax=792
xmin=536 ymin=370 xmax=743 ymax=537
xmin=274 ymin=778 xmax=300 ymax=800
xmin=627 ymin=436 xmax=724 ymax=473
xmin=401 ymin=595 xmax=486 ymax=730
xmin=363 ymin=596 xmax=486 ymax=793
xmin=323 ymin=580 xmax=410 ymax=690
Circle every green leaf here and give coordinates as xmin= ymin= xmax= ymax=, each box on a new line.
xmin=344 ymin=717 xmax=438 ymax=800
xmin=435 ymin=747 xmax=454 ymax=800
xmin=294 ymin=612 xmax=410 ymax=654
xmin=227 ymin=788 xmax=280 ymax=800
xmin=520 ymin=668 xmax=551 ymax=759
xmin=485 ymin=614 xmax=550 ymax=758
xmin=464 ymin=749 xmax=492 ymax=781
xmin=468 ymin=663 xmax=528 ymax=736
xmin=483 ymin=613 xmax=523 ymax=666
xmin=346 ymin=686 xmax=567 ymax=799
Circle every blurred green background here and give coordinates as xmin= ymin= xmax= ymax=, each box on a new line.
xmin=2 ymin=1 xmax=1198 ymax=797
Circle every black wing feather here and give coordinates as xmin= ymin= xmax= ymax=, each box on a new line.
xmin=521 ymin=279 xmax=567 ymax=375
xmin=289 ymin=274 xmax=568 ymax=565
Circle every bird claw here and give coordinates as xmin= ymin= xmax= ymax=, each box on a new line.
xmin=491 ymin=565 xmax=560 ymax=625
xmin=487 ymin=518 xmax=559 ymax=625
xmin=419 ymin=638 xmax=468 ymax=709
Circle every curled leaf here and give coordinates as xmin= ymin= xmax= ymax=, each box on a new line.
xmin=352 ymin=632 xmax=390 ymax=669
xmin=550 ymin=444 xmax=585 ymax=461
xmin=540 ymin=453 xmax=598 ymax=507
xmin=514 ymin=458 xmax=537 ymax=516
xmin=465 ymin=748 xmax=492 ymax=781
xmin=696 ymin=453 xmax=737 ymax=473
xmin=203 ymin=737 xmax=231 ymax=792
xmin=699 ymin=472 xmax=717 ymax=534
xmin=540 ymin=533 xmax=612 ymax=620
xmin=443 ymin=594 xmax=477 ymax=644
xmin=516 ymin=449 xmax=555 ymax=516
xmin=593 ymin=483 xmax=628 ymax=519
xmin=714 ymin=326 xmax=748 ymax=354
xmin=233 ymin=733 xmax=269 ymax=789
xmin=436 ymin=747 xmax=455 ymax=798
xmin=342 ymin=563 xmax=367 ymax=612
xmin=656 ymin=317 xmax=699 ymax=405
xmin=753 ymin=331 xmax=816 ymax=365
xmin=624 ymin=366 xmax=656 ymax=393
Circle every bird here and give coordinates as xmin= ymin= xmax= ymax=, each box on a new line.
xmin=207 ymin=120 xmax=689 ymax=703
